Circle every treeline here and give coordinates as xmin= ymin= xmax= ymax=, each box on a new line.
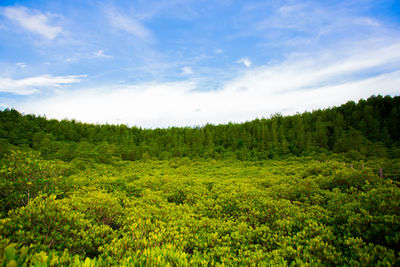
xmin=1 ymin=95 xmax=399 ymax=162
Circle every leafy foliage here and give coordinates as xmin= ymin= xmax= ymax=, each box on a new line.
xmin=0 ymin=154 xmax=399 ymax=266
xmin=0 ymin=95 xmax=399 ymax=265
xmin=0 ymin=150 xmax=68 ymax=216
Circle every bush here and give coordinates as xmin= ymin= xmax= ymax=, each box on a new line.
xmin=0 ymin=150 xmax=67 ymax=215
xmin=0 ymin=195 xmax=114 ymax=258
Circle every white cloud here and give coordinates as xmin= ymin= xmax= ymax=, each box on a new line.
xmin=243 ymin=1 xmax=384 ymax=49
xmin=278 ymin=4 xmax=304 ymax=17
xmin=355 ymin=17 xmax=380 ymax=27
xmin=16 ymin=62 xmax=27 ymax=68
xmin=105 ymin=6 xmax=153 ymax=41
xmin=93 ymin=50 xmax=113 ymax=59
xmin=181 ymin=67 xmax=193 ymax=75
xmin=0 ymin=74 xmax=86 ymax=95
xmin=13 ymin=41 xmax=400 ymax=128
xmin=16 ymin=72 xmax=399 ymax=128
xmin=237 ymin=58 xmax=251 ymax=67
xmin=1 ymin=6 xmax=62 ymax=39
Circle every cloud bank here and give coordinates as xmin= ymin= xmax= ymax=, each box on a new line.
xmin=14 ymin=42 xmax=400 ymax=128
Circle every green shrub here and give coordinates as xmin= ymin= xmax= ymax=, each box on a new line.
xmin=0 ymin=150 xmax=67 ymax=215
xmin=0 ymin=195 xmax=114 ymax=258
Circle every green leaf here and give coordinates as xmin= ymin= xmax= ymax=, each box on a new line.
xmin=6 ymin=260 xmax=18 ymax=267
xmin=5 ymin=245 xmax=16 ymax=260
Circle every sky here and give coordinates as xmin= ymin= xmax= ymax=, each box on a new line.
xmin=0 ymin=0 xmax=400 ymax=128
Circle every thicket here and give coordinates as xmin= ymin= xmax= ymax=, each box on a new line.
xmin=1 ymin=154 xmax=399 ymax=265
xmin=0 ymin=95 xmax=399 ymax=266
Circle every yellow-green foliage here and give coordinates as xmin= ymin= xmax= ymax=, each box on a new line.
xmin=0 ymin=150 xmax=69 ymax=215
xmin=1 ymin=154 xmax=399 ymax=266
xmin=0 ymin=195 xmax=113 ymax=257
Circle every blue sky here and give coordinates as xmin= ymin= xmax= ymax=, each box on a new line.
xmin=1 ymin=0 xmax=400 ymax=127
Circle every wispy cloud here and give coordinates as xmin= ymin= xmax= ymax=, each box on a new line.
xmin=355 ymin=17 xmax=380 ymax=27
xmin=237 ymin=1 xmax=387 ymax=52
xmin=226 ymin=42 xmax=400 ymax=96
xmin=0 ymin=74 xmax=86 ymax=95
xmin=237 ymin=58 xmax=251 ymax=67
xmin=65 ymin=58 xmax=75 ymax=63
xmin=105 ymin=6 xmax=153 ymax=41
xmin=181 ymin=67 xmax=193 ymax=75
xmin=1 ymin=6 xmax=62 ymax=39
xmin=93 ymin=50 xmax=113 ymax=59
xmin=16 ymin=62 xmax=27 ymax=68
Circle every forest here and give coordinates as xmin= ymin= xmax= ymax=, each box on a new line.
xmin=1 ymin=95 xmax=400 ymax=163
xmin=0 ymin=95 xmax=399 ymax=266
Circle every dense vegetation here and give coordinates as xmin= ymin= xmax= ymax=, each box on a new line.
xmin=0 ymin=95 xmax=399 ymax=266
xmin=1 ymin=95 xmax=399 ymax=162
